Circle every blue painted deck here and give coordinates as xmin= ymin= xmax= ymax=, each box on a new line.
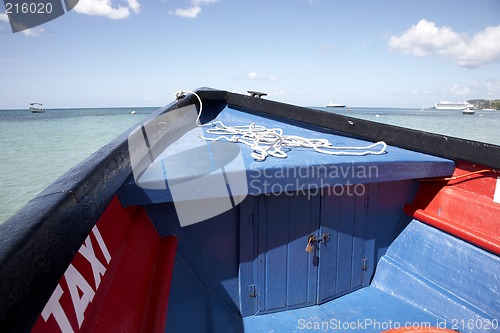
xmin=242 ymin=220 xmax=500 ymax=333
xmin=119 ymin=105 xmax=454 ymax=206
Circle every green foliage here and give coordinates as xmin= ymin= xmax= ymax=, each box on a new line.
xmin=467 ymin=99 xmax=500 ymax=110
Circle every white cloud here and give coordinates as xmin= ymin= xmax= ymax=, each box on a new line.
xmin=445 ymin=25 xmax=500 ymax=68
xmin=389 ymin=19 xmax=500 ymax=68
xmin=174 ymin=0 xmax=219 ymax=19
xmin=450 ymin=84 xmax=471 ymax=96
xmin=0 ymin=13 xmax=9 ymax=23
xmin=74 ymin=0 xmax=141 ymax=19
xmin=388 ymin=20 xmax=461 ymax=57
xmin=247 ymin=72 xmax=276 ymax=81
xmin=175 ymin=6 xmax=201 ymax=19
xmin=22 ymin=28 xmax=44 ymax=37
xmin=247 ymin=72 xmax=258 ymax=80
xmin=127 ymin=0 xmax=141 ymax=14
xmin=449 ymin=80 xmax=500 ymax=99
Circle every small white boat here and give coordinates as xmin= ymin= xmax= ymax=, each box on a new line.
xmin=326 ymin=102 xmax=346 ymax=108
xmin=29 ymin=103 xmax=45 ymax=113
xmin=462 ymin=107 xmax=475 ymax=115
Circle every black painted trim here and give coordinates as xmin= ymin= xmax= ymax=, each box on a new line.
xmin=225 ymin=92 xmax=500 ymax=169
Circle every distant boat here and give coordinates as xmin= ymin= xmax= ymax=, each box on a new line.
xmin=434 ymin=101 xmax=474 ymax=111
xmin=326 ymin=102 xmax=346 ymax=108
xmin=462 ymin=107 xmax=475 ymax=115
xmin=29 ymin=102 xmax=45 ymax=113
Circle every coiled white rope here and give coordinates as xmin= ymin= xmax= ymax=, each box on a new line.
xmin=176 ymin=90 xmax=387 ymax=161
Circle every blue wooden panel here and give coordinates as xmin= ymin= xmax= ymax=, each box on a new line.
xmin=165 ymin=256 xmax=209 ymax=333
xmin=259 ymin=195 xmax=289 ymax=312
xmin=238 ymin=197 xmax=259 ymax=317
xmin=317 ymin=185 xmax=370 ymax=303
xmin=373 ymin=220 xmax=500 ymax=325
xmin=337 ymin=192 xmax=356 ymax=295
xmin=317 ymin=187 xmax=340 ymax=302
xmin=363 ymin=183 xmax=379 ymax=286
xmin=352 ymin=187 xmax=369 ymax=289
xmin=373 ymin=181 xmax=419 ymax=261
xmin=240 ymin=193 xmax=320 ymax=315
xmin=145 ymin=202 xmax=241 ymax=314
xmin=287 ymin=194 xmax=320 ymax=307
xmin=165 ymin=253 xmax=244 ymax=333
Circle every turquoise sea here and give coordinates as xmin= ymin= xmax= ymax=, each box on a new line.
xmin=1 ymin=106 xmax=499 ymax=224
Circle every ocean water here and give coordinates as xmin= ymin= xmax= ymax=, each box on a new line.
xmin=1 ymin=106 xmax=499 ymax=224
xmin=0 ymin=107 xmax=154 ymax=224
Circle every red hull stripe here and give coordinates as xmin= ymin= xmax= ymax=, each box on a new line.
xmin=32 ymin=197 xmax=177 ymax=333
xmin=404 ymin=162 xmax=500 ymax=255
xmin=411 ymin=208 xmax=500 ymax=256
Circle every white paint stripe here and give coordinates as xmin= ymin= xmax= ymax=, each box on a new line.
xmin=494 ymin=177 xmax=500 ymax=204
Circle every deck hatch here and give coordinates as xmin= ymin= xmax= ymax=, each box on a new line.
xmin=239 ymin=185 xmax=376 ymax=316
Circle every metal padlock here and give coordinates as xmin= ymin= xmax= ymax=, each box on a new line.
xmin=305 ymin=237 xmax=313 ymax=253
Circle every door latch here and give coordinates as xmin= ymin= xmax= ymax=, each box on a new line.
xmin=305 ymin=233 xmax=330 ymax=252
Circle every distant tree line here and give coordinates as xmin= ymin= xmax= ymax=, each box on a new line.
xmin=467 ymin=99 xmax=500 ymax=110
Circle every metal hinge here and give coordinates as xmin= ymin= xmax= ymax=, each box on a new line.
xmin=249 ymin=285 xmax=258 ymax=298
xmin=362 ymin=258 xmax=368 ymax=271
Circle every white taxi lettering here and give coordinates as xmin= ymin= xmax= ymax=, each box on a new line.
xmin=40 ymin=225 xmax=111 ymax=332
xmin=41 ymin=284 xmax=74 ymax=333
xmin=78 ymin=236 xmax=106 ymax=289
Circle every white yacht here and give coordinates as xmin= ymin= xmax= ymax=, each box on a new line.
xmin=29 ymin=102 xmax=45 ymax=113
xmin=462 ymin=107 xmax=475 ymax=115
xmin=326 ymin=102 xmax=346 ymax=108
xmin=434 ymin=101 xmax=475 ymax=110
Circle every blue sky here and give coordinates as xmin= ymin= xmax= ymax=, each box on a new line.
xmin=1 ymin=0 xmax=499 ymax=108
